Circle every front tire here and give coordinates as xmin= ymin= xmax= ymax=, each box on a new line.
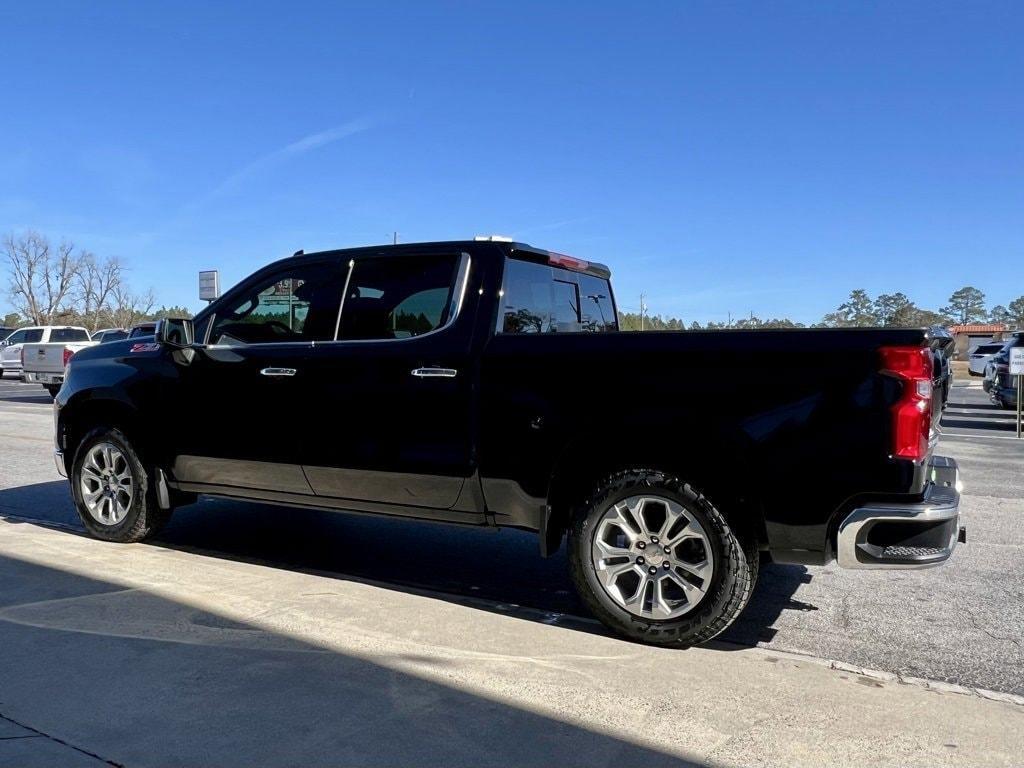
xmin=71 ymin=428 xmax=171 ymax=542
xmin=569 ymin=469 xmax=756 ymax=647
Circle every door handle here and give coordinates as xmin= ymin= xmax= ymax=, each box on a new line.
xmin=411 ymin=367 xmax=457 ymax=379
xmin=261 ymin=367 xmax=297 ymax=377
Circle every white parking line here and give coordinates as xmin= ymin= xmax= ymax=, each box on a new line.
xmin=941 ymin=432 xmax=1023 ymax=442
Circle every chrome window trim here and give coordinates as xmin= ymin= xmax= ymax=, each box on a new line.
xmin=200 ymin=252 xmax=471 ymax=349
xmin=332 ymin=259 xmax=356 ymax=341
xmin=323 ymin=251 xmax=471 ymax=345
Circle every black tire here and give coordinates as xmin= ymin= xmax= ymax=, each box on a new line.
xmin=569 ymin=469 xmax=757 ymax=647
xmin=44 ymin=385 xmax=60 ymax=398
xmin=71 ymin=427 xmax=171 ymax=542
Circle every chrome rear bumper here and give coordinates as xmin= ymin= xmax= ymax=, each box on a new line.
xmin=837 ymin=456 xmax=963 ymax=569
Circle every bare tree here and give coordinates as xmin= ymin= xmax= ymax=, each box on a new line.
xmin=3 ymin=231 xmax=84 ymax=324
xmin=77 ymin=253 xmax=125 ymax=331
xmin=110 ymin=284 xmax=156 ymax=329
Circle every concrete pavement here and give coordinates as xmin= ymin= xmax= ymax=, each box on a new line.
xmin=1 ymin=518 xmax=1022 ymax=768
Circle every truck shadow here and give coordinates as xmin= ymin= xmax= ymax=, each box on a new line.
xmin=0 ymin=481 xmax=815 ymax=651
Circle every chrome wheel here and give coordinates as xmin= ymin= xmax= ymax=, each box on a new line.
xmin=590 ymin=494 xmax=715 ymax=620
xmin=79 ymin=442 xmax=134 ymax=525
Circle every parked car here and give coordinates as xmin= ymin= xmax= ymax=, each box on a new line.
xmin=968 ymin=341 xmax=1008 ymax=377
xmin=128 ymin=322 xmax=157 ymax=338
xmin=92 ymin=328 xmax=129 ymax=344
xmin=53 ymin=240 xmax=964 ymax=647
xmin=1 ymin=326 xmax=89 ymax=379
xmin=22 ymin=333 xmax=98 ymax=396
xmin=988 ymin=335 xmax=1022 ymax=410
xmin=928 ymin=327 xmax=953 ymax=410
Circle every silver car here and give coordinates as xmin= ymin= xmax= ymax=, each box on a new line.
xmin=969 ymin=341 xmax=1009 ymax=377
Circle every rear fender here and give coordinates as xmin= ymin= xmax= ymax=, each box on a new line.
xmin=543 ymin=419 xmax=765 ymax=557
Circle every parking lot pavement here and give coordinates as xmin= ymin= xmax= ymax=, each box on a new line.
xmin=0 ymin=377 xmax=1022 ymax=760
xmin=941 ymin=379 xmax=1022 ymax=441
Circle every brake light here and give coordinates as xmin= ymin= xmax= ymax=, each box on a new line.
xmin=63 ymin=347 xmax=75 ymax=368
xmin=548 ymin=252 xmax=590 ymax=272
xmin=879 ymin=346 xmax=933 ymax=461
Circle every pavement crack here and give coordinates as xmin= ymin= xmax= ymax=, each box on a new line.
xmin=965 ymin=609 xmax=1023 ymax=650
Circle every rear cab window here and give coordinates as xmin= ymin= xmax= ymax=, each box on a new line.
xmin=50 ymin=328 xmax=89 ymax=342
xmin=498 ymin=256 xmax=616 ymax=334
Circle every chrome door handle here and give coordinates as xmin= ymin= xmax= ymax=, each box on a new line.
xmin=411 ymin=367 xmax=457 ymax=378
xmin=261 ymin=367 xmax=297 ymax=377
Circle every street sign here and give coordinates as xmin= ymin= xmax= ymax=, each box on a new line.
xmin=1011 ymin=347 xmax=1024 ymax=376
xmin=199 ymin=270 xmax=220 ymax=302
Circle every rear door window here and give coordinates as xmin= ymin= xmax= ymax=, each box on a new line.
xmin=12 ymin=329 xmax=45 ymax=344
xmin=498 ymin=258 xmax=615 ymax=334
xmin=337 ymin=254 xmax=461 ymax=341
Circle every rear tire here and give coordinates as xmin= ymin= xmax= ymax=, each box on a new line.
xmin=71 ymin=427 xmax=171 ymax=542
xmin=569 ymin=469 xmax=757 ymax=647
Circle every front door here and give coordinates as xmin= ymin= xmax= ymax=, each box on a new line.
xmin=170 ymin=257 xmax=348 ymax=495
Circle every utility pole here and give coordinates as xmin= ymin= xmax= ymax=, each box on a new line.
xmin=640 ymin=293 xmax=648 ymax=331
xmin=392 ymin=231 xmax=399 ymax=245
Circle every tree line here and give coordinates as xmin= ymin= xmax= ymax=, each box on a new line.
xmin=620 ymin=286 xmax=1024 ymax=331
xmin=2 ymin=231 xmax=192 ymax=331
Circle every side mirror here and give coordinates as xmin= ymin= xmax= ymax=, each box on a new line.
xmin=155 ymin=318 xmax=194 ymax=347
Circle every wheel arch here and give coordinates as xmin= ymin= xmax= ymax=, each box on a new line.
xmin=60 ymin=395 xmax=149 ymax=473
xmin=543 ymin=427 xmax=767 ymax=557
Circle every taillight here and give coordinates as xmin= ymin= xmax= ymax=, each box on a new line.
xmin=879 ymin=346 xmax=933 ymax=461
xmin=63 ymin=347 xmax=75 ymax=367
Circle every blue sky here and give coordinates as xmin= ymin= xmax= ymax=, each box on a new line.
xmin=1 ymin=1 xmax=1021 ymax=324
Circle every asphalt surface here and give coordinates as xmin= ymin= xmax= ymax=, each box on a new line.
xmin=0 ymin=375 xmax=1021 ymax=696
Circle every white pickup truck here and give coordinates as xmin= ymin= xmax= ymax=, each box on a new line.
xmin=12 ymin=327 xmax=94 ymax=396
xmin=1 ymin=326 xmax=91 ymax=380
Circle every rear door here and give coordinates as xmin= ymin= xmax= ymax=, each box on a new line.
xmin=299 ymin=250 xmax=480 ymax=512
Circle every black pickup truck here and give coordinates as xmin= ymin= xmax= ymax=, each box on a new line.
xmin=53 ymin=240 xmax=964 ymax=646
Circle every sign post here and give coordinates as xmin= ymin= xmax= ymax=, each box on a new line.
xmin=1010 ymin=348 xmax=1024 ymax=439
xmin=199 ymin=270 xmax=220 ymax=303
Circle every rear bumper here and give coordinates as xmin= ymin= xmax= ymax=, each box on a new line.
xmin=24 ymin=372 xmax=63 ymax=384
xmin=837 ymin=455 xmax=963 ymax=569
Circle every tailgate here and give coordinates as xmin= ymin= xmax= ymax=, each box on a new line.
xmin=22 ymin=344 xmax=70 ymax=374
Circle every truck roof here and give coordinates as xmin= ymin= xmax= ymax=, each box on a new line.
xmin=298 ymin=240 xmax=612 ymax=280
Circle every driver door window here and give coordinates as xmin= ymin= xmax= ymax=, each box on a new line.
xmin=209 ymin=262 xmax=347 ymax=345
